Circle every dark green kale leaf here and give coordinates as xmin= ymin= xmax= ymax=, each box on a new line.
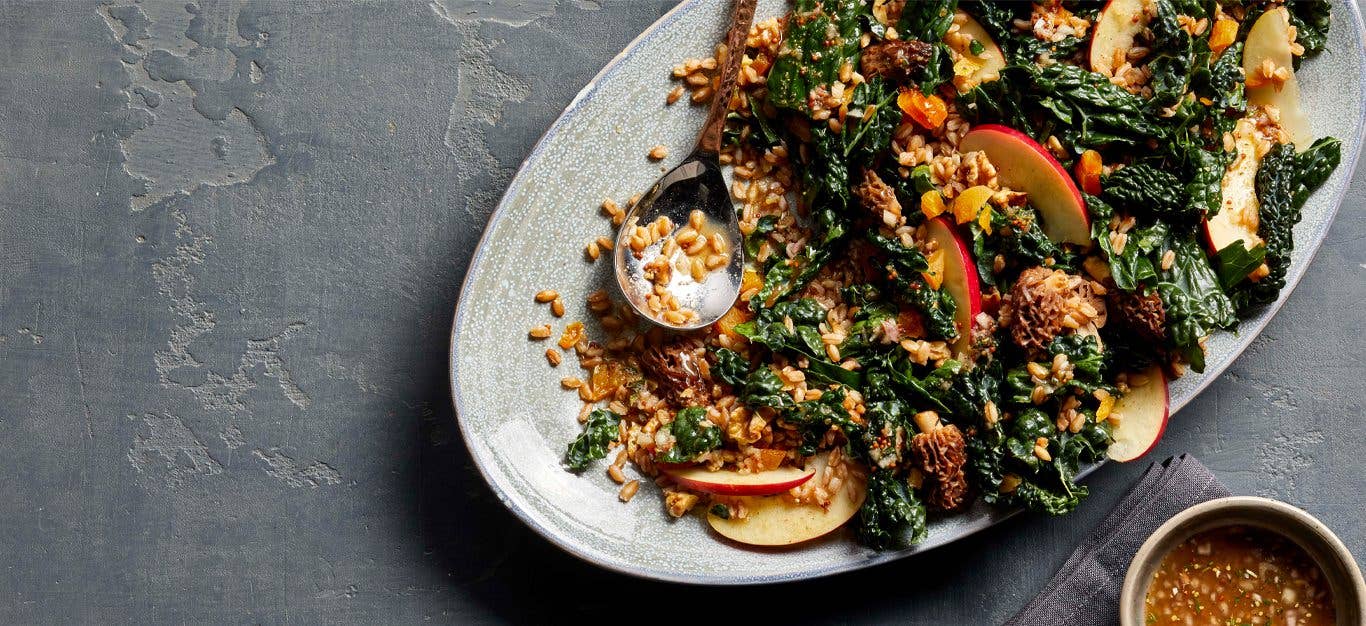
xmin=860 ymin=399 xmax=911 ymax=467
xmin=966 ymin=423 xmax=1007 ymax=501
xmin=1213 ymin=241 xmax=1268 ymax=290
xmin=736 ymin=365 xmax=794 ymax=411
xmin=749 ymin=240 xmax=839 ymax=310
xmin=657 ymin=407 xmax=723 ymax=464
xmin=1197 ymin=41 xmax=1246 ymax=137
xmin=780 ymin=386 xmax=864 ymax=456
xmin=1101 ymin=163 xmax=1191 ymax=222
xmin=857 ymin=468 xmax=928 ymax=550
xmin=1229 ymin=137 xmax=1341 ymax=309
xmin=895 ymin=0 xmax=958 ymax=93
xmin=564 ymin=409 xmax=621 ymax=471
xmin=837 ymin=285 xmax=899 ymax=360
xmin=734 ymin=298 xmax=863 ymax=388
xmin=767 ymin=0 xmax=865 ymax=113
xmin=867 ymin=232 xmax=958 ymax=341
xmin=1146 ymin=0 xmax=1196 ymax=109
xmin=1156 ymin=236 xmax=1238 ymax=372
xmin=1013 ymin=479 xmax=1088 ymax=516
xmin=744 ymin=214 xmax=778 ymax=258
xmin=971 ymin=205 xmax=1071 ymax=289
xmin=711 ymin=348 xmax=750 ymax=388
xmin=886 ymin=357 xmax=1000 ymax=423
xmin=963 ymin=62 xmax=1168 ymax=151
xmin=1086 ymin=194 xmax=1161 ymax=291
xmin=1287 ymin=0 xmax=1332 ymax=59
xmin=1048 ymin=334 xmax=1105 ymax=387
xmin=843 ymin=79 xmax=901 ymax=164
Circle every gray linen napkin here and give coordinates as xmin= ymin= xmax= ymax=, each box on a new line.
xmin=1006 ymin=454 xmax=1230 ymax=626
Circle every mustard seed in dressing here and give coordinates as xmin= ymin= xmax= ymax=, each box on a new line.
xmin=1145 ymin=525 xmax=1334 ymax=626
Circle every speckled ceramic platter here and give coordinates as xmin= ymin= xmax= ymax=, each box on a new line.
xmin=451 ymin=0 xmax=1366 ymax=585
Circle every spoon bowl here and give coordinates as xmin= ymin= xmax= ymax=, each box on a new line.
xmin=612 ymin=0 xmax=756 ymax=329
xmin=614 ymin=157 xmax=744 ymax=330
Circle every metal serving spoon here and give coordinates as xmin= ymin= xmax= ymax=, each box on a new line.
xmin=613 ymin=0 xmax=756 ymax=330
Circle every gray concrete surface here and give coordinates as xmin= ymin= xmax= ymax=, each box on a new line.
xmin=0 ymin=1 xmax=1361 ymax=623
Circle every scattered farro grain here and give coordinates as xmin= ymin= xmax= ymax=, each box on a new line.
xmin=1160 ymin=249 xmax=1175 ymax=271
xmin=528 ymin=324 xmax=552 ymax=339
xmin=595 ymin=236 xmax=613 ymax=251
xmin=534 ymin=289 xmax=559 ymax=303
xmin=619 ymin=479 xmax=640 ymax=502
xmin=561 ymin=377 xmax=582 ymax=389
xmin=585 ymin=241 xmax=601 ymax=261
xmin=545 ymin=349 xmax=562 ymax=366
xmin=551 ymin=297 xmax=566 ymax=317
xmin=667 ymin=85 xmax=685 ymax=105
xmin=607 ymin=465 xmax=626 ymax=484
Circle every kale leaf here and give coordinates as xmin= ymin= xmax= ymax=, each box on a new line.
xmin=1101 ymin=163 xmax=1191 ymax=222
xmin=711 ymin=348 xmax=750 ymax=388
xmin=857 ymin=468 xmax=928 ymax=550
xmin=1156 ymin=236 xmax=1238 ymax=371
xmin=1086 ymin=194 xmax=1161 ymax=291
xmin=734 ymin=298 xmax=863 ymax=388
xmin=1228 ymin=137 xmax=1341 ymax=310
xmin=781 ymin=386 xmax=864 ymax=456
xmin=767 ymin=0 xmax=864 ymax=113
xmin=657 ymin=407 xmax=723 ymax=464
xmin=1146 ymin=0 xmax=1196 ymax=109
xmin=867 ymin=232 xmax=958 ymax=340
xmin=564 ymin=409 xmax=621 ymax=471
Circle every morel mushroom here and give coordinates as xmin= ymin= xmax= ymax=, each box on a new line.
xmin=854 ymin=169 xmax=903 ymax=219
xmin=908 ymin=410 xmax=969 ymax=511
xmin=1007 ymin=267 xmax=1107 ymax=359
xmin=639 ymin=336 xmax=710 ymax=406
xmin=860 ymin=40 xmax=934 ymax=83
xmin=1108 ymin=289 xmax=1166 ymax=345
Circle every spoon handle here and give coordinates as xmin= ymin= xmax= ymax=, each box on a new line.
xmin=695 ymin=0 xmax=757 ymax=157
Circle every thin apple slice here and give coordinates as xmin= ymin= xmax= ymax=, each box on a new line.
xmin=661 ymin=464 xmax=814 ymax=497
xmin=1090 ymin=0 xmax=1154 ymax=76
xmin=946 ymin=10 xmax=1006 ymax=92
xmin=926 ymin=216 xmax=982 ymax=355
xmin=706 ymin=452 xmax=866 ymax=546
xmin=1244 ymin=7 xmax=1311 ymax=148
xmin=959 ymin=124 xmax=1091 ymax=247
xmin=1106 ymin=366 xmax=1171 ymax=462
xmin=1204 ymin=116 xmax=1265 ymax=256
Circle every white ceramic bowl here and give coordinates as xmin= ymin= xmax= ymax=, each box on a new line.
xmin=1120 ymin=496 xmax=1366 ymax=626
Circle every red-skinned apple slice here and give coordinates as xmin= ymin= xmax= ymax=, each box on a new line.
xmin=1106 ymin=366 xmax=1170 ymax=462
xmin=660 ymin=464 xmax=814 ymax=496
xmin=1203 ymin=117 xmax=1265 ymax=259
xmin=926 ymin=216 xmax=981 ymax=355
xmin=1244 ymin=7 xmax=1311 ymax=148
xmin=706 ymin=452 xmax=866 ymax=546
xmin=959 ymin=125 xmax=1091 ymax=247
xmin=1090 ymin=0 xmax=1154 ymax=76
xmin=947 ymin=10 xmax=1006 ymax=91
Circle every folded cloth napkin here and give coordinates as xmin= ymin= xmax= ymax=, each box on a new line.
xmin=1007 ymin=454 xmax=1230 ymax=626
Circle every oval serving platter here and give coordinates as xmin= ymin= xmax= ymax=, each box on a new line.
xmin=450 ymin=0 xmax=1366 ymax=585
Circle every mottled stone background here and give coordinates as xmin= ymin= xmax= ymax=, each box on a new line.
xmin=0 ymin=1 xmax=1361 ymax=623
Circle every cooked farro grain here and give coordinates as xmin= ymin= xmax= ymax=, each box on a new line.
xmin=619 ymin=479 xmax=640 ymax=502
xmin=528 ymin=324 xmax=552 ymax=339
xmin=545 ymin=349 xmax=562 ymax=366
xmin=534 ymin=289 xmax=559 ymax=303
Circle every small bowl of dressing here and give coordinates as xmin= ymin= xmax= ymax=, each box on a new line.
xmin=1121 ymin=496 xmax=1365 ymax=626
